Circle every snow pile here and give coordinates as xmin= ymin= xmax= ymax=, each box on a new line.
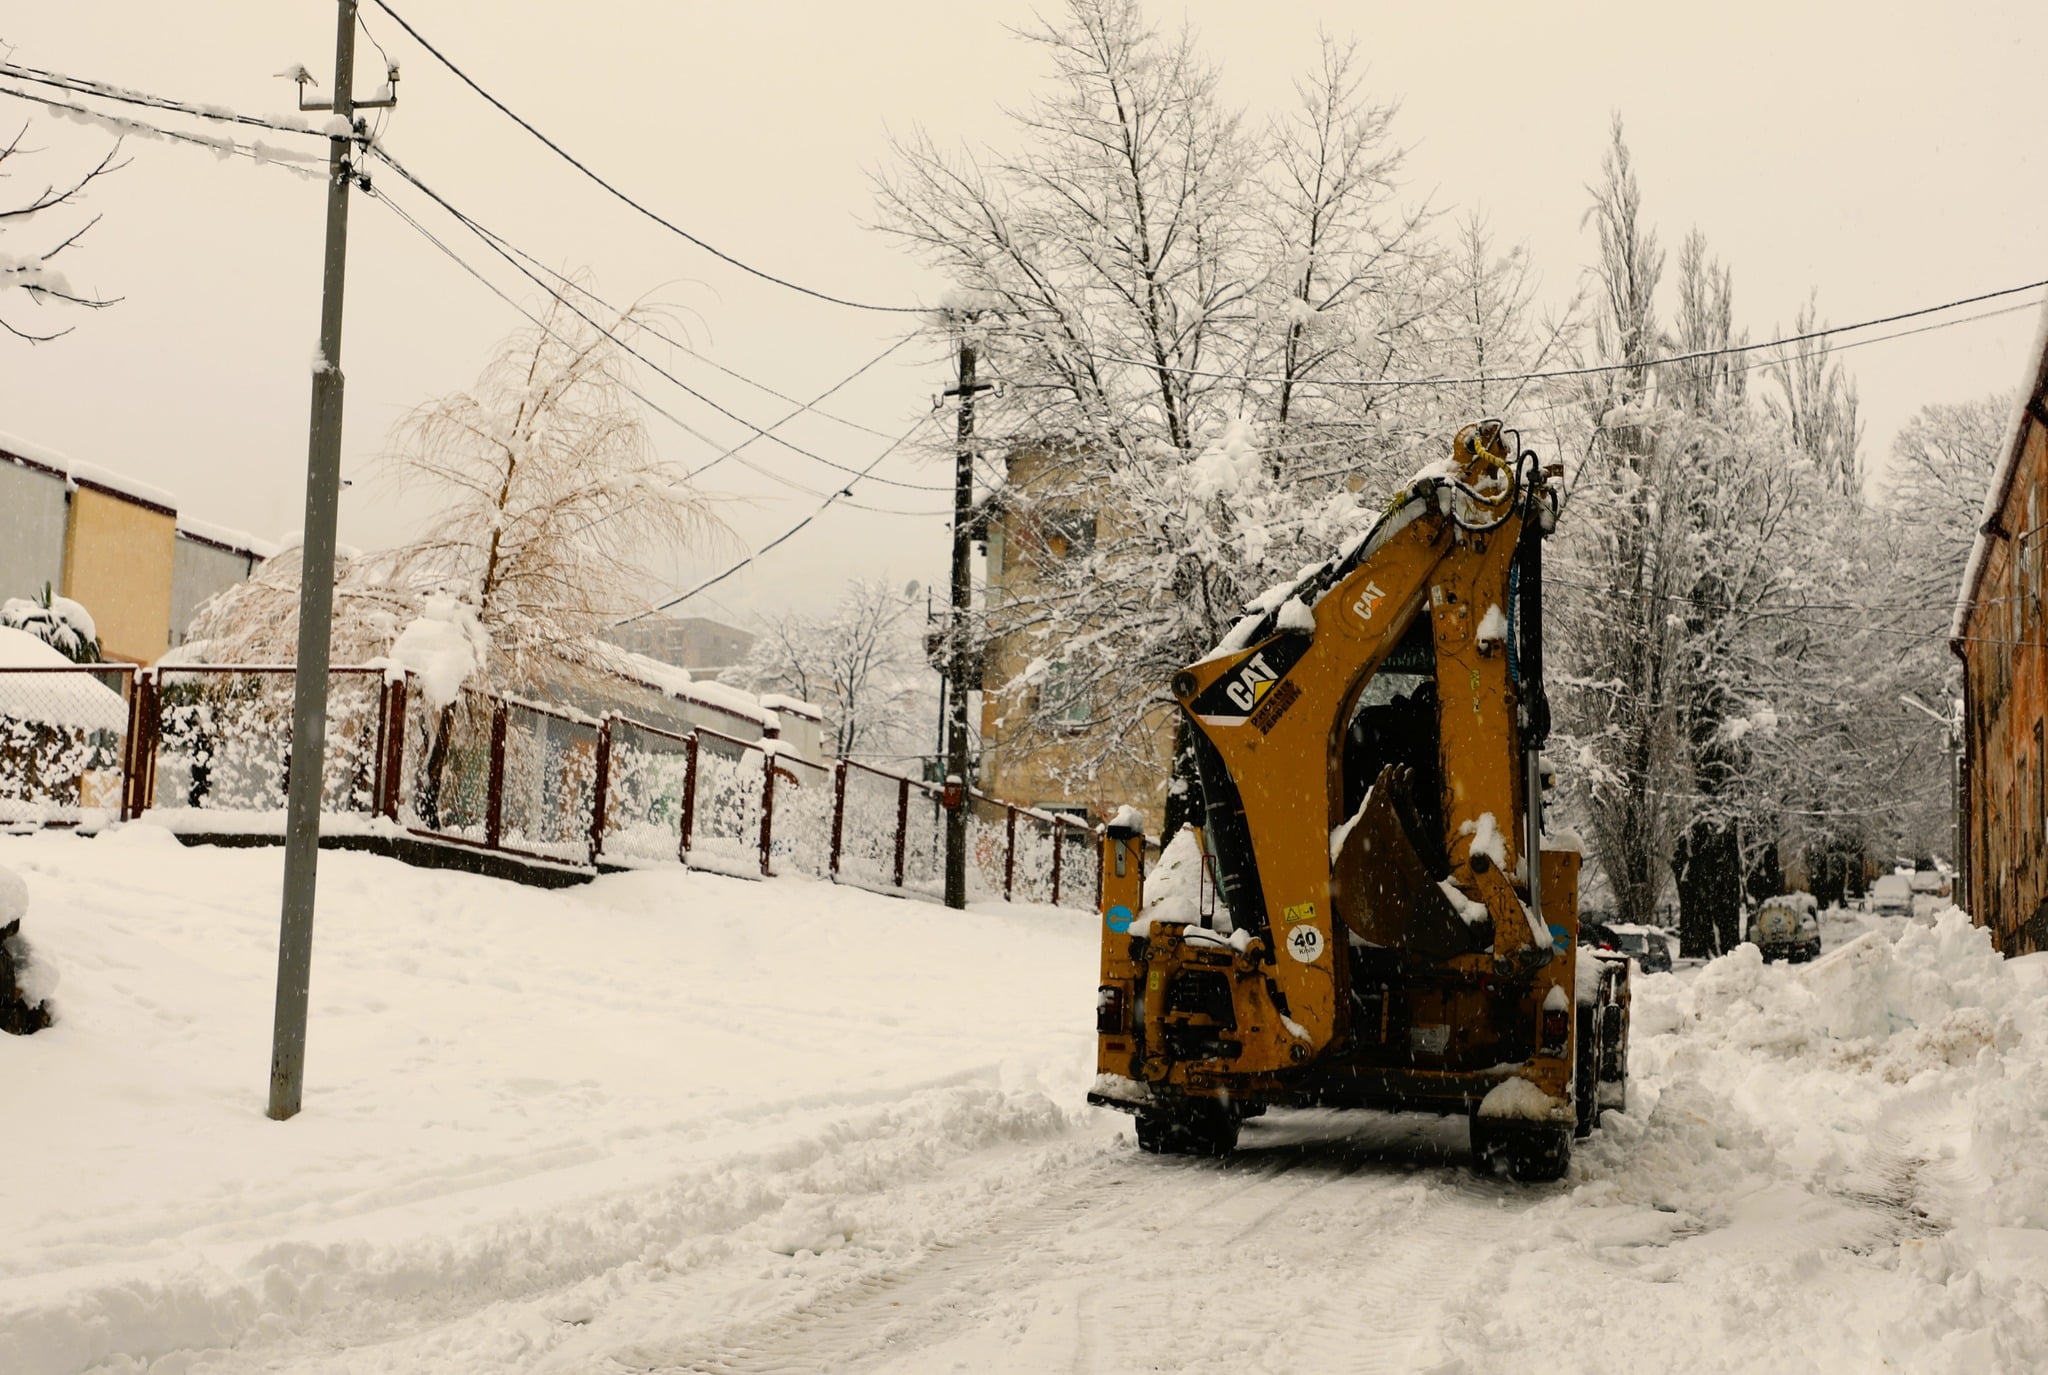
xmin=0 ymin=626 xmax=127 ymax=732
xmin=1138 ymin=827 xmax=1206 ymax=928
xmin=0 ymin=830 xmax=1096 ymax=1374
xmin=388 ymin=593 xmax=488 ymax=708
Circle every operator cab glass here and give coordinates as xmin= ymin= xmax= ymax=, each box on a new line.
xmin=1338 ymin=609 xmax=1445 ymax=870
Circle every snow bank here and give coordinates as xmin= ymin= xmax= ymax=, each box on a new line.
xmin=0 ymin=831 xmax=1098 ymax=1374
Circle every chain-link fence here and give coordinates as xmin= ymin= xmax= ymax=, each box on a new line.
xmin=686 ymin=729 xmax=768 ymax=878
xmin=768 ymin=753 xmax=834 ymax=879
xmin=4 ymin=662 xmax=1104 ymax=910
xmin=598 ymin=717 xmax=694 ymax=864
xmin=147 ymin=667 xmax=386 ymax=819
xmin=0 ymin=665 xmax=133 ymax=827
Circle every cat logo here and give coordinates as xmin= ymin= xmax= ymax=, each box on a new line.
xmin=1225 ymin=652 xmax=1280 ymax=712
xmin=1184 ymin=634 xmax=1312 ymax=726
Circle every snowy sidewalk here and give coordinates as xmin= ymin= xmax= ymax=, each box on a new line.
xmin=4 ymin=830 xmax=2047 ymax=1373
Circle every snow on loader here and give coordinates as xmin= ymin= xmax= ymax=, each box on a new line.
xmin=1088 ymin=421 xmax=1629 ymax=1182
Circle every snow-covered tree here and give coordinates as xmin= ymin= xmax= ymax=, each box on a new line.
xmin=381 ymin=292 xmax=718 ymax=697
xmin=876 ymin=0 xmax=1547 ymax=780
xmin=738 ymin=579 xmax=933 ymax=760
xmin=0 ymin=584 xmax=101 ymax=663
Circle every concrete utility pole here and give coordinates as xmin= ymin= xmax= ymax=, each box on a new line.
xmin=268 ymin=0 xmax=396 ymax=1121
xmin=940 ymin=322 xmax=993 ymax=909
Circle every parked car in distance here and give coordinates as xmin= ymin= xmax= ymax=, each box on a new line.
xmin=1748 ymin=893 xmax=1823 ymax=963
xmin=1579 ymin=919 xmax=1623 ymax=955
xmin=1866 ymin=873 xmax=1913 ymax=919
xmin=1608 ymin=922 xmax=1674 ymax=973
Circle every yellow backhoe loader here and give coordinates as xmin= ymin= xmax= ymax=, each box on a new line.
xmin=1088 ymin=421 xmax=1629 ymax=1181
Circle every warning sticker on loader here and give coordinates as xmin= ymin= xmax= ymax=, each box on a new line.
xmin=1285 ymin=925 xmax=1325 ymax=963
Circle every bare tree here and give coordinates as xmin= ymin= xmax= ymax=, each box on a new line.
xmin=875 ymin=0 xmax=1508 ymax=786
xmin=738 ymin=579 xmax=929 ymax=759
xmin=0 ymin=122 xmax=122 ymax=343
xmin=382 ymin=291 xmax=719 ymax=697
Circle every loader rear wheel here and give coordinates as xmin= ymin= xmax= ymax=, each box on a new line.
xmin=1135 ymin=1103 xmax=1239 ymax=1157
xmin=1470 ymin=1116 xmax=1572 ymax=1183
xmin=1574 ymin=1007 xmax=1600 ymax=1139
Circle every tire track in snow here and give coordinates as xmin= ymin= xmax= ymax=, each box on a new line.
xmin=629 ymin=1112 xmax=1496 ymax=1375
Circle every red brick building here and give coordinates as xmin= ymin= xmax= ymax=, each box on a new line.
xmin=1953 ymin=304 xmax=2048 ymax=954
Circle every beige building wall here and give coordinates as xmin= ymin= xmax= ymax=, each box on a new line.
xmin=63 ymin=483 xmax=176 ymax=665
xmin=978 ymin=444 xmax=1175 ymax=833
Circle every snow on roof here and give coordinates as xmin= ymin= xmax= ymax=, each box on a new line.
xmin=591 ymin=644 xmax=771 ymax=729
xmin=1951 ymin=293 xmax=2048 ymax=644
xmin=758 ymin=693 xmax=823 ymax=722
xmin=176 ymin=515 xmax=281 ymax=560
xmin=0 ymin=627 xmax=129 ymax=732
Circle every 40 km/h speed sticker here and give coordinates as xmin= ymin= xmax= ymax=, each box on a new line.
xmin=1285 ymin=924 xmax=1324 ymax=963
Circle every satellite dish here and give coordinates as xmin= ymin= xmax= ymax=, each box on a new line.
xmin=904 ymin=579 xmax=922 ymax=600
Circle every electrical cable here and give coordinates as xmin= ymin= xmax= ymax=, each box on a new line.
xmin=619 ymin=416 xmax=929 ymax=620
xmin=370 ymin=144 xmax=952 ymax=492
xmin=0 ymin=82 xmax=326 ymax=170
xmin=466 ymin=226 xmax=910 ymax=442
xmin=0 ymin=61 xmax=330 ymax=138
xmin=368 ymin=181 xmax=943 ymax=536
xmin=1037 ymin=278 xmax=2048 ymax=390
xmin=365 ymin=0 xmax=930 ymax=315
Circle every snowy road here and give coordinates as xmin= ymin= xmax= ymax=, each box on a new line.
xmin=5 ymin=832 xmax=2048 ymax=1374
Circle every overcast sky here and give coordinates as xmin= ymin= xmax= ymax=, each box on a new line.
xmin=2 ymin=1 xmax=2040 ymax=629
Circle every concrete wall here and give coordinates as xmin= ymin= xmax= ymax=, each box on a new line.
xmin=0 ymin=457 xmax=67 ymax=605
xmin=63 ymin=484 xmax=176 ymax=665
xmin=170 ymin=534 xmax=258 ymax=646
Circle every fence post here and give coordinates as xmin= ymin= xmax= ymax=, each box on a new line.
xmin=829 ymin=760 xmax=848 ymax=881
xmin=893 ymin=776 xmax=910 ymax=889
xmin=1004 ymin=806 xmax=1018 ymax=901
xmin=588 ymin=715 xmax=614 ymax=866
xmin=484 ymin=699 xmax=508 ymax=850
xmin=678 ymin=730 xmax=700 ymax=864
xmin=758 ymin=748 xmax=776 ymax=878
xmin=1050 ymin=816 xmax=1065 ymax=907
xmin=379 ymin=675 xmax=407 ymax=821
xmin=120 ymin=669 xmax=147 ymax=821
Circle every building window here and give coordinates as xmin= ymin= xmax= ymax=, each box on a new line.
xmin=1041 ymin=510 xmax=1097 ymax=560
xmin=1042 ymin=659 xmax=1092 ymax=730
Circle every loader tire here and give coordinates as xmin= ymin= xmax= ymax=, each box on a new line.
xmin=1135 ymin=1103 xmax=1239 ymax=1158
xmin=1574 ymin=1006 xmax=1600 ymax=1139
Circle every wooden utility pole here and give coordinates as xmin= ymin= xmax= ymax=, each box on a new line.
xmin=940 ymin=321 xmax=993 ymax=909
xmin=268 ymin=0 xmax=396 ymax=1121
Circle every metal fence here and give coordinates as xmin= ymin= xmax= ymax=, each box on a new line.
xmin=0 ymin=664 xmax=1102 ymax=909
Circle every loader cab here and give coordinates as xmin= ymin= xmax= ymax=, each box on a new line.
xmin=1337 ymin=608 xmax=1447 ymax=871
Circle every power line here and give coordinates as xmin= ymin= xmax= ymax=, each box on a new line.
xmin=0 ymin=82 xmax=325 ymax=170
xmin=0 ymin=61 xmax=329 ymax=138
xmin=368 ymin=145 xmax=953 ymax=493
xmin=366 ymin=182 xmax=939 ymax=530
xmin=465 ymin=224 xmax=909 ymax=443
xmin=621 ymin=417 xmax=930 ymax=621
xmin=1059 ymin=278 xmax=2048 ymax=390
xmin=365 ymin=0 xmax=929 ymax=315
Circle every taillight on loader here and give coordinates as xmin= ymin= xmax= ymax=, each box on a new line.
xmin=1097 ymin=984 xmax=1127 ymax=1034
